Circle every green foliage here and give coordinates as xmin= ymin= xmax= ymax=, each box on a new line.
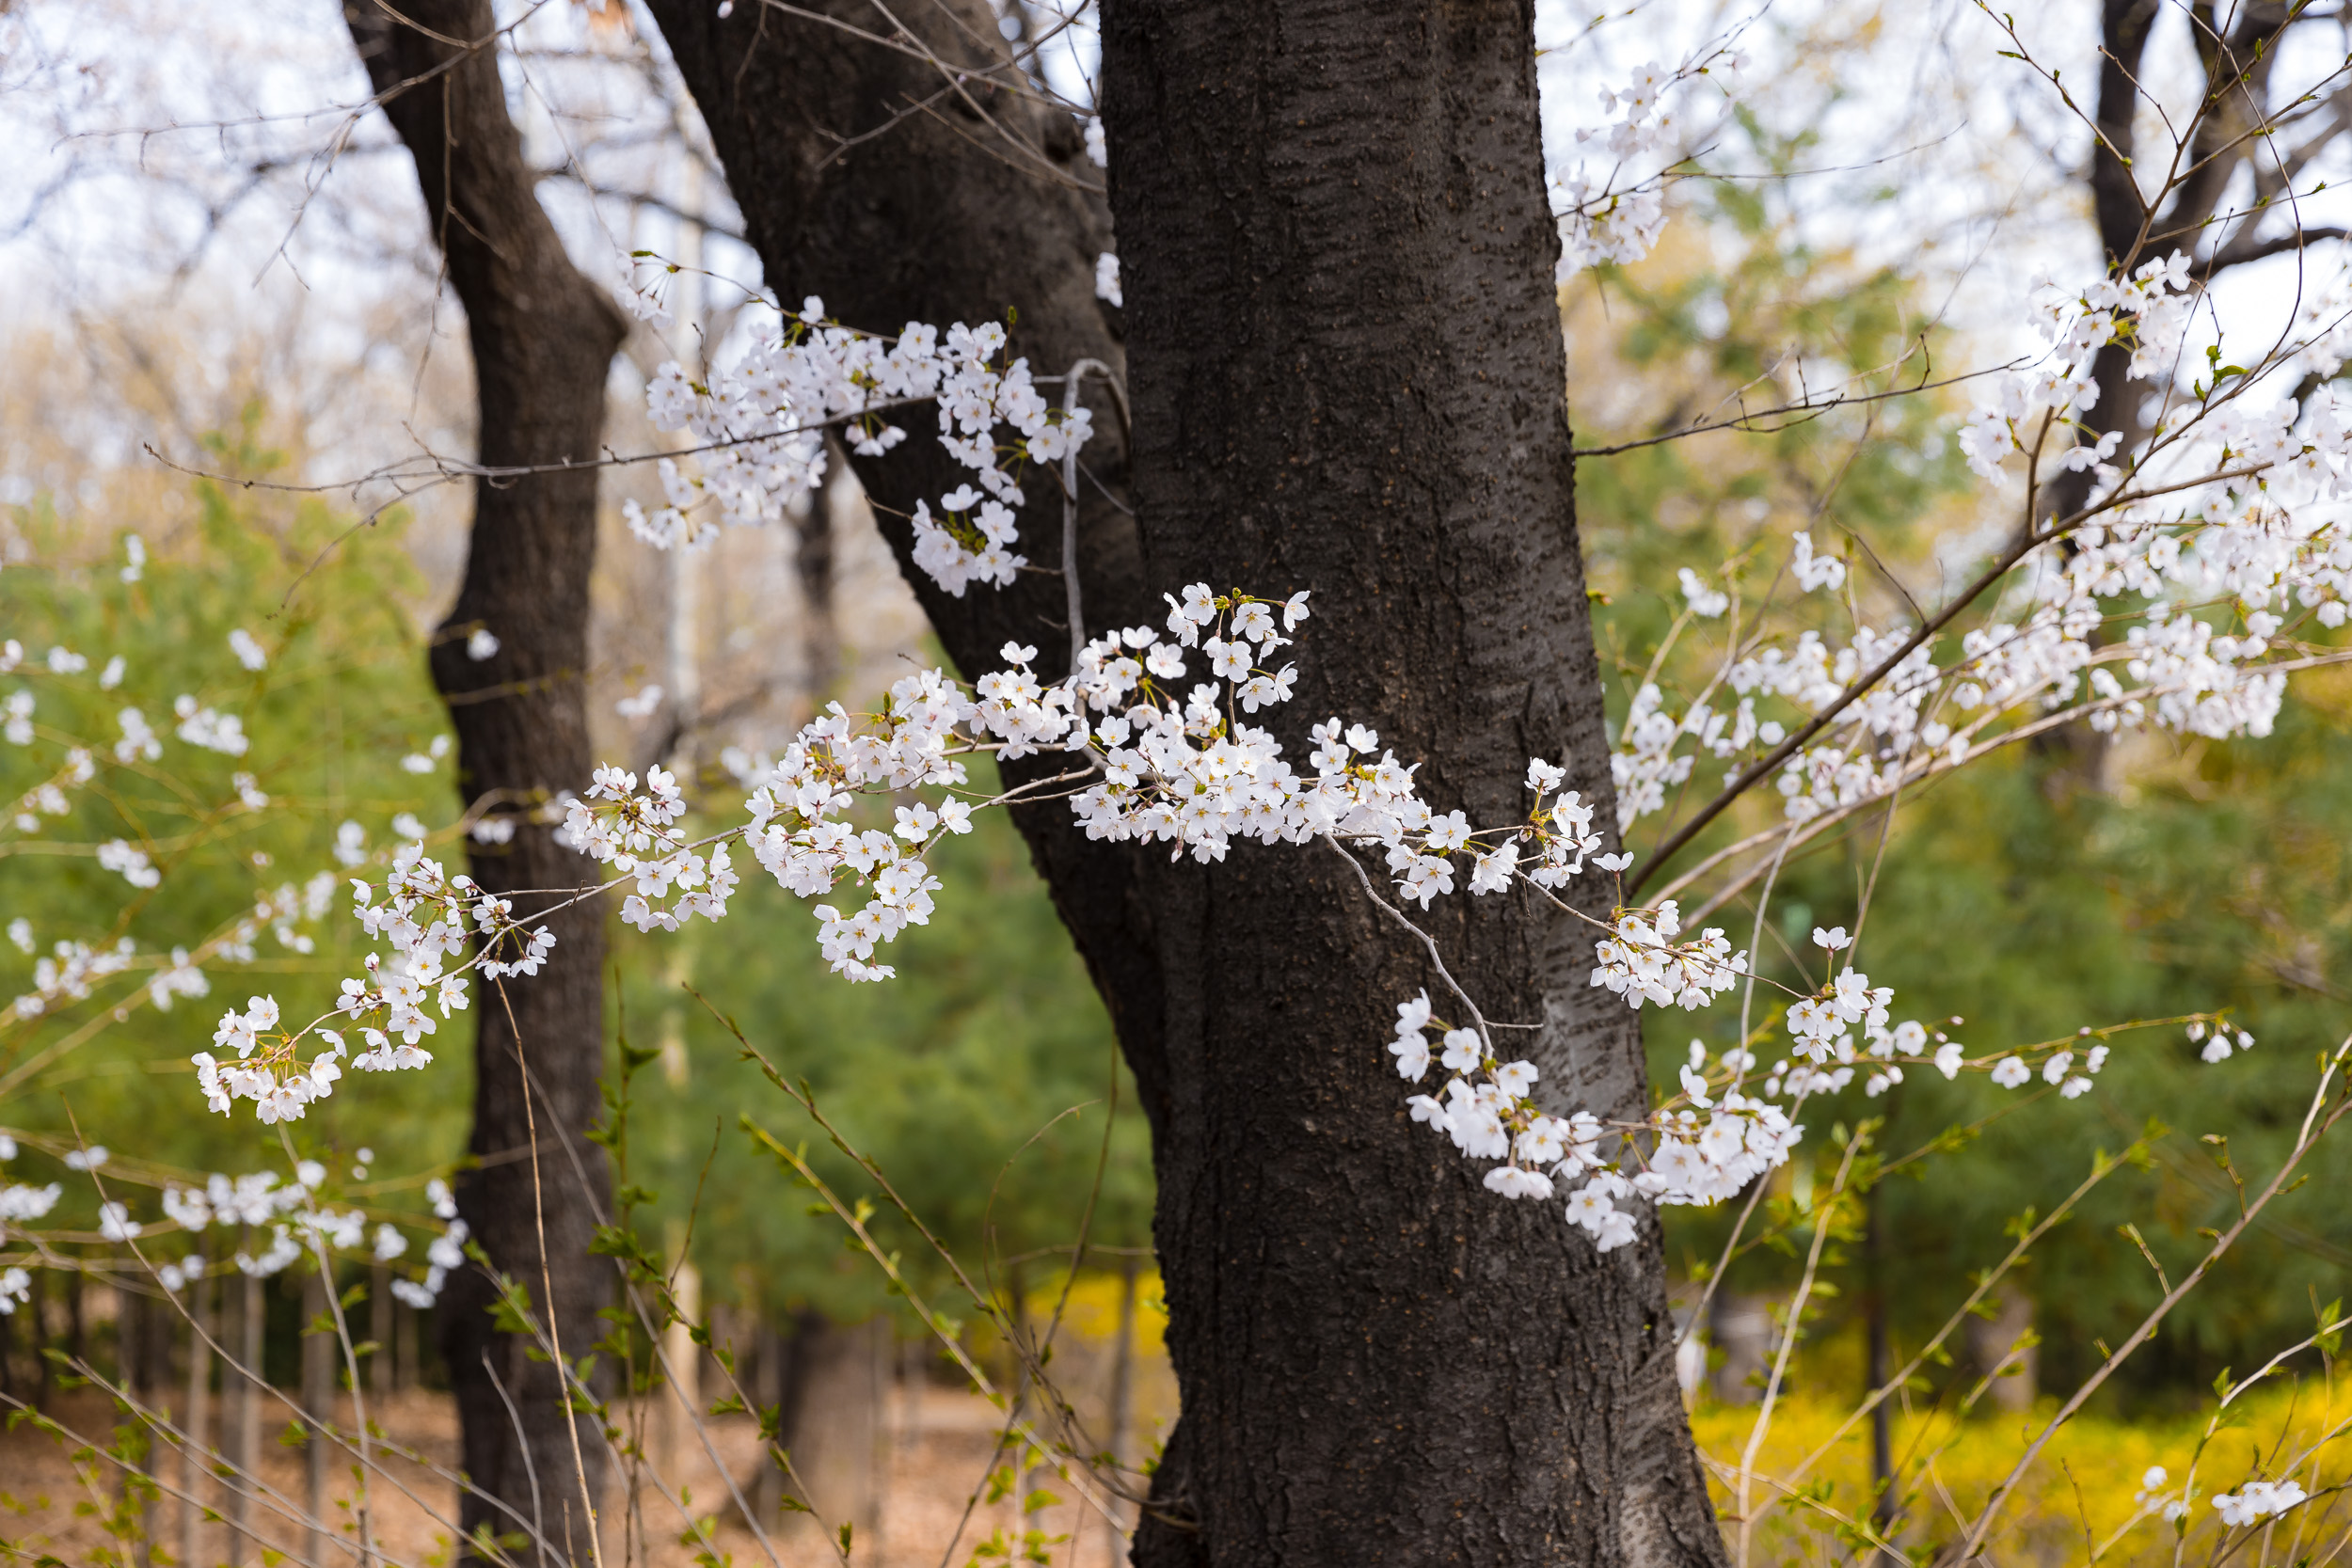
xmin=1574 ymin=166 xmax=2352 ymax=1403
xmin=0 ymin=470 xmax=466 ymax=1215
xmin=1576 ymin=131 xmax=1973 ymax=703
xmin=609 ymin=759 xmax=1150 ymax=1325
xmin=1821 ymin=714 xmax=2352 ymax=1405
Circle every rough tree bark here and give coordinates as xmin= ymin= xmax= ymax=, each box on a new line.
xmin=645 ymin=1 xmax=1724 ymax=1562
xmin=344 ymin=5 xmax=626 ymax=1559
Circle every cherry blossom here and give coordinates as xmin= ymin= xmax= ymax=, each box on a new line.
xmin=2215 ymin=1480 xmax=2309 ymax=1528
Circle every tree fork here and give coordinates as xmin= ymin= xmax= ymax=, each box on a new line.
xmin=646 ymin=0 xmax=1724 ymax=1560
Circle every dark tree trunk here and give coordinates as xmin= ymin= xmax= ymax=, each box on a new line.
xmin=644 ymin=1 xmax=1724 ymax=1562
xmin=2056 ymin=0 xmax=2292 ymax=501
xmin=643 ymin=0 xmax=1141 ymax=681
xmin=344 ymin=4 xmax=627 ymax=1560
xmin=2035 ymin=1 xmax=2290 ymax=794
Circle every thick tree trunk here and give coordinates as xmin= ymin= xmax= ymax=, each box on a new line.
xmin=344 ymin=5 xmax=626 ymax=1560
xmin=645 ymin=1 xmax=1724 ymax=1562
xmin=1097 ymin=11 xmax=1718 ymax=1562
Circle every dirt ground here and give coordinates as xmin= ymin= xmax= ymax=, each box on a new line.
xmin=0 ymin=1381 xmax=1143 ymax=1568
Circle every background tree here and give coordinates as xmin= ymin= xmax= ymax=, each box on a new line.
xmin=342 ymin=2 xmax=627 ymax=1554
xmin=2061 ymin=0 xmax=2351 ymax=499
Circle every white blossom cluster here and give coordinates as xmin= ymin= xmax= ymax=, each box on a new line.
xmin=186 ymin=835 xmax=558 ymax=1122
xmin=566 ymin=763 xmax=739 ymax=936
xmin=389 ymin=1218 xmax=470 ymax=1308
xmin=1556 ymin=181 xmax=1665 ymax=271
xmin=1589 ymin=900 xmax=1746 ymax=1011
xmin=1054 ymin=589 xmax=1617 ymax=911
xmin=9 ymin=746 xmax=90 ymax=833
xmin=97 ymin=836 xmax=160 ymax=888
xmin=735 ymin=677 xmax=969 ymax=981
xmin=0 ymin=1180 xmax=62 ymax=1226
xmin=1614 ymin=499 xmax=2344 ymax=835
xmin=7 ymin=862 xmax=330 ymax=1044
xmin=0 ymin=1145 xmax=469 ymax=1307
xmin=635 ymin=300 xmax=1092 ymax=600
xmin=2134 ymin=1466 xmax=2191 ymax=1524
xmin=1551 ymin=46 xmax=1746 ymax=273
xmin=8 ymin=892 xmax=282 ymax=1032
xmin=0 ymin=1119 xmax=466 ymax=1312
xmin=359 ymin=572 xmax=2245 ymax=1253
xmin=1388 ymin=989 xmax=1798 ymax=1250
xmin=172 ymin=693 xmax=249 ymax=756
xmin=1378 ymin=913 xmax=2165 ymax=1248
xmin=1959 ymin=258 xmax=2198 ymax=480
xmin=564 ymin=585 xmax=1601 ymax=989
xmin=1599 ymin=252 xmax=2352 ymax=836
xmin=2214 ymin=1479 xmax=2310 ymax=1528
xmin=10 ymin=936 xmax=136 ymax=1019
xmin=1782 ymin=927 xmax=1892 ymax=1060
xmin=160 ymin=1166 xmax=323 ymax=1280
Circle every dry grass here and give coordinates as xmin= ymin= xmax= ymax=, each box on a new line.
xmin=0 ymin=1382 xmax=1149 ymax=1568
xmin=10 ymin=1345 xmax=2343 ymax=1567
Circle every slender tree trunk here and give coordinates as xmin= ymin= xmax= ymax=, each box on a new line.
xmin=655 ymin=1246 xmax=700 ymax=1478
xmin=1008 ymin=1261 xmax=1031 ymax=1523
xmin=372 ymin=1259 xmax=392 ymax=1405
xmin=230 ymin=1258 xmax=261 ymax=1568
xmin=304 ymin=1268 xmax=333 ymax=1565
xmin=645 ymin=2 xmax=1723 ymax=1561
xmin=343 ymin=3 xmax=627 ymax=1560
xmin=749 ymin=1312 xmax=787 ymax=1528
xmin=144 ymin=1279 xmax=171 ymax=1567
xmin=800 ymin=455 xmax=843 ymax=711
xmin=865 ymin=1318 xmax=891 ymax=1563
xmin=123 ymin=1282 xmax=156 ymax=1568
xmin=1102 ymin=1253 xmax=1137 ymax=1566
xmin=1866 ymin=1182 xmax=1895 ymax=1560
xmin=32 ymin=1265 xmax=52 ymax=1411
xmin=182 ymin=1257 xmax=212 ymax=1568
xmin=66 ymin=1260 xmax=85 ymax=1370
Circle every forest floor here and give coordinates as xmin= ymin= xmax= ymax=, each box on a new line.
xmin=14 ymin=1378 xmax=2332 ymax=1567
xmin=0 ymin=1381 xmax=1132 ymax=1568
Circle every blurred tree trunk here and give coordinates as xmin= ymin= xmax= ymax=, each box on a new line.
xmin=65 ymin=1261 xmax=84 ymax=1369
xmin=302 ymin=1267 xmax=333 ymax=1566
xmin=230 ymin=1259 xmax=259 ymax=1567
xmin=342 ymin=3 xmax=626 ymax=1560
xmin=644 ymin=1 xmax=1723 ymax=1562
xmin=121 ymin=1281 xmax=157 ymax=1568
xmin=799 ymin=458 xmax=843 ymax=715
xmin=180 ymin=1256 xmax=211 ymax=1568
xmin=371 ymin=1259 xmax=392 ymax=1402
xmin=32 ymin=1266 xmax=52 ymax=1410
xmin=2034 ymin=4 xmax=2297 ymax=795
